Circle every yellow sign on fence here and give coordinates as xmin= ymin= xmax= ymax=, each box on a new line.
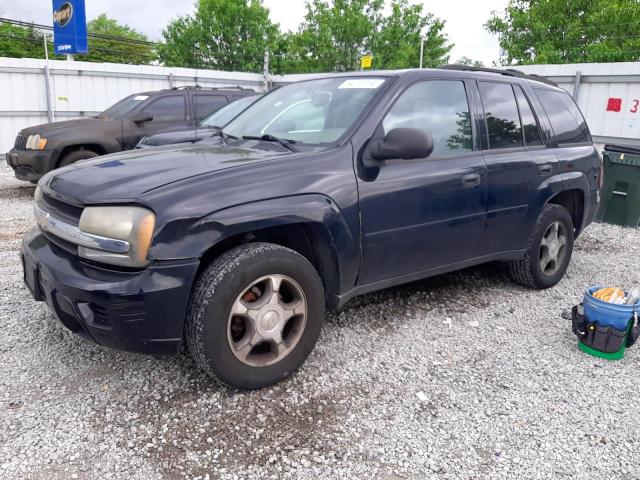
xmin=360 ymin=55 xmax=372 ymax=69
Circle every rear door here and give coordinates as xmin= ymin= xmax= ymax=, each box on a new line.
xmin=191 ymin=93 xmax=229 ymax=123
xmin=121 ymin=94 xmax=190 ymax=149
xmin=356 ymin=78 xmax=488 ymax=284
xmin=475 ymin=81 xmax=558 ymax=255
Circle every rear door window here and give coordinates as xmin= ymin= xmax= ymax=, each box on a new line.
xmin=382 ymin=80 xmax=473 ymax=157
xmin=142 ymin=95 xmax=186 ymax=121
xmin=535 ymin=89 xmax=591 ymax=145
xmin=193 ymin=94 xmax=228 ymax=121
xmin=479 ymin=82 xmax=523 ymax=149
xmin=513 ymin=86 xmax=543 ymax=147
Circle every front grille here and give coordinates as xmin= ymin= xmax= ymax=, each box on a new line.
xmin=14 ymin=134 xmax=27 ymax=150
xmin=42 ymin=193 xmax=83 ymax=226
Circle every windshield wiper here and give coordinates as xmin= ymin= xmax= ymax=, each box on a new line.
xmin=242 ymin=134 xmax=299 ymax=152
xmin=213 ymin=129 xmax=237 ymax=140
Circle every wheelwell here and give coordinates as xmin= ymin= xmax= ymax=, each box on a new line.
xmin=197 ymin=223 xmax=341 ymax=307
xmin=58 ymin=144 xmax=107 ymax=165
xmin=548 ymin=189 xmax=585 ymax=234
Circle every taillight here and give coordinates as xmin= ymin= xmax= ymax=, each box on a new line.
xmin=597 ymin=150 xmax=604 ymax=190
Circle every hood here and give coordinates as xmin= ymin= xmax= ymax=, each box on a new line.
xmin=141 ymin=128 xmax=214 ymax=147
xmin=21 ymin=117 xmax=116 ymax=137
xmin=44 ymin=142 xmax=291 ymax=203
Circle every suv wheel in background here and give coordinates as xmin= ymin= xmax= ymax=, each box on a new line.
xmin=185 ymin=242 xmax=325 ymax=389
xmin=58 ymin=149 xmax=99 ymax=168
xmin=509 ymin=204 xmax=575 ymax=289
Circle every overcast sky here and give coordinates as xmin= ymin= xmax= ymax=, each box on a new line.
xmin=0 ymin=0 xmax=507 ymax=65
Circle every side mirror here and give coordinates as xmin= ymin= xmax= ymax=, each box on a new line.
xmin=131 ymin=112 xmax=153 ymax=124
xmin=369 ymin=128 xmax=434 ymax=161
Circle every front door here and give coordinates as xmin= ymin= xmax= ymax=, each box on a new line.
xmin=357 ymin=79 xmax=487 ymax=285
xmin=122 ymin=94 xmax=191 ymax=149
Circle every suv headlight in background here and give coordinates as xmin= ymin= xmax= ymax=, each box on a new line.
xmin=78 ymin=206 xmax=156 ymax=268
xmin=26 ymin=134 xmax=47 ymax=150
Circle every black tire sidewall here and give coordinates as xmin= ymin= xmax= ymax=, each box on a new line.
xmin=58 ymin=150 xmax=98 ymax=168
xmin=528 ymin=205 xmax=574 ymax=288
xmin=197 ymin=247 xmax=324 ymax=389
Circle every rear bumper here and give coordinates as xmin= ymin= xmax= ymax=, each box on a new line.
xmin=7 ymin=148 xmax=58 ymax=182
xmin=581 ymin=188 xmax=600 ymax=233
xmin=21 ymin=228 xmax=200 ymax=355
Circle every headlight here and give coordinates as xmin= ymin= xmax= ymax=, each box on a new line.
xmin=78 ymin=206 xmax=156 ymax=268
xmin=26 ymin=134 xmax=47 ymax=150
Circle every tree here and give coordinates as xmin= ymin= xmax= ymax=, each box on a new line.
xmin=0 ymin=21 xmax=47 ymax=58
xmin=84 ymin=14 xmax=156 ymax=65
xmin=455 ymin=56 xmax=485 ymax=67
xmin=158 ymin=0 xmax=278 ymax=72
xmin=273 ymin=0 xmax=451 ymax=74
xmin=486 ymin=0 xmax=640 ymax=65
xmin=372 ymin=0 xmax=451 ymax=69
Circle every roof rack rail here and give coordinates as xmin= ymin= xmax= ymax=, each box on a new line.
xmin=170 ymin=85 xmax=254 ymax=91
xmin=437 ymin=64 xmax=558 ymax=87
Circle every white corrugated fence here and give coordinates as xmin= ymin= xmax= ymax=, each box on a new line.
xmin=0 ymin=57 xmax=265 ymax=154
xmin=1 ymin=57 xmax=639 ymax=155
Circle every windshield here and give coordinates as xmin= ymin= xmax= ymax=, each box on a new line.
xmin=223 ymin=77 xmax=388 ymax=144
xmin=200 ymin=95 xmax=259 ymax=128
xmin=99 ymin=94 xmax=150 ymax=119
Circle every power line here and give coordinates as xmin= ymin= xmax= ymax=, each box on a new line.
xmin=0 ymin=17 xmax=159 ymax=47
xmin=0 ymin=32 xmax=157 ymax=62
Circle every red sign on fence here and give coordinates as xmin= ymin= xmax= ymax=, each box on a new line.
xmin=606 ymin=97 xmax=622 ymax=112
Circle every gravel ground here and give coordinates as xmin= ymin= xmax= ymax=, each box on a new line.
xmin=1 ymin=163 xmax=640 ymax=480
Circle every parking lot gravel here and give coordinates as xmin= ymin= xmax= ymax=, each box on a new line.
xmin=1 ymin=163 xmax=640 ymax=479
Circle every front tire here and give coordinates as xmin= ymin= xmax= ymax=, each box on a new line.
xmin=186 ymin=243 xmax=325 ymax=389
xmin=509 ymin=204 xmax=574 ymax=289
xmin=57 ymin=149 xmax=99 ymax=168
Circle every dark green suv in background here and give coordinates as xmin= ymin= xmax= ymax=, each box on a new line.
xmin=7 ymin=86 xmax=256 ymax=182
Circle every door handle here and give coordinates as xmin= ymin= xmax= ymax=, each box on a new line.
xmin=538 ymin=164 xmax=553 ymax=176
xmin=461 ymin=173 xmax=481 ymax=188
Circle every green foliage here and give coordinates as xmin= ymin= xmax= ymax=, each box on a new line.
xmin=372 ymin=0 xmax=451 ymax=70
xmin=456 ymin=56 xmax=485 ymax=67
xmin=0 ymin=22 xmax=47 ymax=58
xmin=0 ymin=16 xmax=154 ymax=64
xmin=158 ymin=0 xmax=279 ymax=71
xmin=84 ymin=14 xmax=156 ymax=64
xmin=273 ymin=0 xmax=451 ymax=74
xmin=487 ymin=0 xmax=640 ymax=65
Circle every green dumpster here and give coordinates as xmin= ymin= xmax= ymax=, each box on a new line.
xmin=596 ymin=145 xmax=640 ymax=227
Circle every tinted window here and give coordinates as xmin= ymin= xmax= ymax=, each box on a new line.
xmin=101 ymin=94 xmax=149 ymax=119
xmin=142 ymin=95 xmax=186 ymax=121
xmin=193 ymin=95 xmax=228 ymax=121
xmin=479 ymin=82 xmax=523 ymax=149
xmin=535 ymin=89 xmax=591 ymax=145
xmin=382 ymin=80 xmax=472 ymax=157
xmin=514 ymin=86 xmax=543 ymax=146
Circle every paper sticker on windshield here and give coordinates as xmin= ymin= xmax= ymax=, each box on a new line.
xmin=133 ymin=95 xmax=149 ymax=101
xmin=338 ymin=79 xmax=384 ymax=89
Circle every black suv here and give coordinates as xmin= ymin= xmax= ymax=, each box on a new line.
xmin=7 ymin=86 xmax=255 ymax=182
xmin=21 ymin=67 xmax=601 ymax=388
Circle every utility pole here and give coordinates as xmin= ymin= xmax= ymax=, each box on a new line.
xmin=43 ymin=34 xmax=55 ymax=123
xmin=419 ymin=38 xmax=424 ymax=69
xmin=263 ymin=50 xmax=270 ymax=92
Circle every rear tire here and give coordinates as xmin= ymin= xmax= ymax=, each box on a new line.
xmin=57 ymin=149 xmax=99 ymax=168
xmin=186 ymin=242 xmax=325 ymax=389
xmin=509 ymin=204 xmax=574 ymax=289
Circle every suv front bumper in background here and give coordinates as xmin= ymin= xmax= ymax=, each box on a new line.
xmin=6 ymin=148 xmax=58 ymax=182
xmin=21 ymin=228 xmax=199 ymax=355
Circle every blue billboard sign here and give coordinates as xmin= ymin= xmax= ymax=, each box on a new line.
xmin=52 ymin=0 xmax=88 ymax=55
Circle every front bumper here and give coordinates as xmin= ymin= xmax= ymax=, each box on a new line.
xmin=21 ymin=228 xmax=200 ymax=355
xmin=6 ymin=148 xmax=58 ymax=182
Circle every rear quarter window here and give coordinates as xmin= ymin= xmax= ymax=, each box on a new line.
xmin=535 ymin=89 xmax=591 ymax=145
